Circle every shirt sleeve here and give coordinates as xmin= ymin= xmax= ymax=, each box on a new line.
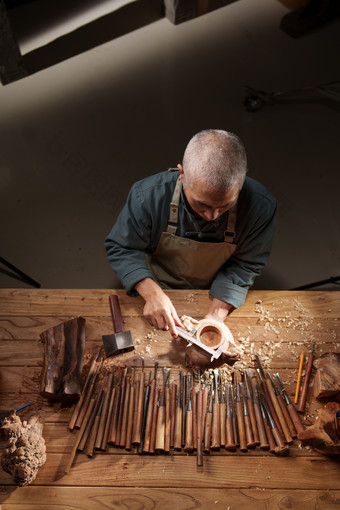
xmin=209 ymin=199 xmax=278 ymax=308
xmin=104 ymin=182 xmax=156 ymax=295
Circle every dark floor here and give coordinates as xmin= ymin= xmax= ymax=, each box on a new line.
xmin=1 ymin=0 xmax=339 ymax=292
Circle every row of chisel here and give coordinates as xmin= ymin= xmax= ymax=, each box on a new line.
xmin=65 ymin=351 xmax=305 ymax=471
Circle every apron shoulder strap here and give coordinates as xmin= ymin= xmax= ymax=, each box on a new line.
xmin=167 ymin=176 xmax=181 ymax=234
xmin=224 ymin=204 xmax=237 ymax=243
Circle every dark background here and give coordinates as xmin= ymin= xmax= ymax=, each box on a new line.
xmin=0 ymin=0 xmax=339 ymax=291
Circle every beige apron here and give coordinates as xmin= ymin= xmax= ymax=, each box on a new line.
xmin=146 ymin=176 xmax=237 ymax=289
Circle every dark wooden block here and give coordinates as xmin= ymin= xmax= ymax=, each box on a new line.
xmin=40 ymin=317 xmax=85 ymax=402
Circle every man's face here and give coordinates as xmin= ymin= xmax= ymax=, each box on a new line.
xmin=178 ymin=164 xmax=240 ymax=222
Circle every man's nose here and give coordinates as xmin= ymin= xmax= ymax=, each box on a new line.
xmin=204 ymin=209 xmax=220 ymax=221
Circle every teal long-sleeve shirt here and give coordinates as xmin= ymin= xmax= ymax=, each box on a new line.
xmin=104 ymin=170 xmax=277 ymax=309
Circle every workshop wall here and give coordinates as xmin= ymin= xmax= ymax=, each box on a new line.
xmin=0 ymin=0 xmax=339 ymax=291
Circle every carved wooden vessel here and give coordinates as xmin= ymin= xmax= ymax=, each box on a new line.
xmin=182 ymin=316 xmax=243 ymax=369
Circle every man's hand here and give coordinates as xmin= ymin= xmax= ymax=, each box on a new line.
xmin=204 ymin=297 xmax=235 ymax=322
xmin=135 ymin=278 xmax=183 ymax=337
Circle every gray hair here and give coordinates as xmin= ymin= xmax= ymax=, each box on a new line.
xmin=182 ymin=129 xmax=247 ymax=191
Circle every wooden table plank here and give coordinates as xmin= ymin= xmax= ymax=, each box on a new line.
xmin=1 ymin=314 xmax=339 ymax=342
xmin=0 ymin=289 xmax=338 ymax=318
xmin=0 ymin=453 xmax=338 ymax=489
xmin=1 ymin=487 xmax=339 ymax=510
xmin=1 ymin=333 xmax=339 ymax=368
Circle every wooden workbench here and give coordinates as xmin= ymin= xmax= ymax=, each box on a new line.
xmin=0 ymin=289 xmax=340 ymax=509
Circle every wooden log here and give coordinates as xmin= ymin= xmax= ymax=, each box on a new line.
xmin=40 ymin=317 xmax=85 ymax=401
xmin=314 ymin=352 xmax=340 ymax=400
xmin=298 ymin=402 xmax=340 ymax=455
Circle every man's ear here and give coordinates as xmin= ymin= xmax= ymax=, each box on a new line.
xmin=177 ymin=163 xmax=184 ymax=183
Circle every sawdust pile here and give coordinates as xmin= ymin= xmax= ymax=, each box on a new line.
xmin=1 ymin=413 xmax=46 ymax=486
xmin=232 ymin=297 xmax=320 ymax=371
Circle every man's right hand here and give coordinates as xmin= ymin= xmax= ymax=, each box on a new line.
xmin=134 ymin=278 xmax=183 ymax=337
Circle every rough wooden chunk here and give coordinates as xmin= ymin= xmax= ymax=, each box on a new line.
xmin=1 ymin=413 xmax=46 ymax=486
xmin=298 ymin=402 xmax=340 ymax=455
xmin=314 ymin=352 xmax=340 ymax=400
xmin=40 ymin=317 xmax=85 ymax=401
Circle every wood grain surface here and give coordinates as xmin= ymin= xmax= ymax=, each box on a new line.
xmin=0 ymin=289 xmax=339 ymax=509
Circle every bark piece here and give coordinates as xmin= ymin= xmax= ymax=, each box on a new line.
xmin=40 ymin=317 xmax=85 ymax=401
xmin=298 ymin=402 xmax=340 ymax=455
xmin=1 ymin=413 xmax=46 ymax=486
xmin=314 ymin=352 xmax=340 ymax=400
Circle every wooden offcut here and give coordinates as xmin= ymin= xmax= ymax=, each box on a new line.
xmin=314 ymin=352 xmax=340 ymax=400
xmin=40 ymin=317 xmax=85 ymax=401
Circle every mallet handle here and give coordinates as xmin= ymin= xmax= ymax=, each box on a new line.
xmin=109 ymin=294 xmax=125 ymax=333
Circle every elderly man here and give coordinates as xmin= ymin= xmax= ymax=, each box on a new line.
xmin=105 ymin=129 xmax=277 ymax=337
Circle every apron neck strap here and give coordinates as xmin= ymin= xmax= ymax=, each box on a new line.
xmin=223 ymin=204 xmax=237 ymax=242
xmin=167 ymin=176 xmax=181 ymax=234
xmin=167 ymin=175 xmax=237 ymax=242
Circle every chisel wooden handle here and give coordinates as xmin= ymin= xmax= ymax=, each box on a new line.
xmin=232 ymin=412 xmax=239 ymax=447
xmin=203 ymin=411 xmax=212 ymax=453
xmin=202 ymin=387 xmax=208 ymax=437
xmin=85 ymin=413 xmax=101 ymax=457
xmin=192 ymin=386 xmax=198 ymax=450
xmin=95 ymin=384 xmax=110 ymax=450
xmin=133 ymin=372 xmax=145 ymax=444
xmin=265 ymin=379 xmax=293 ymax=444
xmin=170 ymin=383 xmax=177 ymax=449
xmin=78 ymin=392 xmax=101 ymax=451
xmin=277 ymin=393 xmax=297 ymax=439
xmin=108 ymin=383 xmax=120 ymax=444
xmin=254 ymin=402 xmax=269 ymax=450
xmin=263 ymin=415 xmax=276 ymax=453
xmin=262 ymin=380 xmax=284 ymax=439
xmin=109 ymin=381 xmax=121 ymax=445
xmin=84 ymin=392 xmax=104 ymax=457
xmin=119 ymin=379 xmax=130 ymax=447
xmin=155 ymin=404 xmax=165 ymax=452
xmin=65 ymin=397 xmax=96 ymax=473
xmin=116 ymin=372 xmax=127 ymax=445
xmin=149 ymin=389 xmax=160 ymax=454
xmin=211 ymin=403 xmax=220 ymax=450
xmin=165 ymin=386 xmax=171 ymax=453
xmin=101 ymin=384 xmax=116 ymax=451
xmin=143 ymin=379 xmax=156 ymax=452
xmin=244 ymin=414 xmax=256 ymax=449
xmin=131 ymin=379 xmax=139 ymax=442
xmin=220 ymin=403 xmax=226 ymax=446
xmin=236 ymin=401 xmax=247 ymax=452
xmin=247 ymin=398 xmax=259 ymax=445
xmin=225 ymin=416 xmax=236 ymax=451
xmin=298 ymin=352 xmax=314 ymax=414
xmin=74 ymin=381 xmax=95 ymax=429
xmin=196 ymin=390 xmax=203 ymax=466
xmin=272 ymin=426 xmax=286 ymax=449
xmin=137 ymin=377 xmax=151 ymax=454
xmin=125 ymin=383 xmax=135 ymax=451
xmin=69 ymin=355 xmax=97 ymax=431
xmin=174 ymin=406 xmax=182 ymax=450
xmin=288 ymin=403 xmax=304 ymax=435
xmin=184 ymin=410 xmax=193 ymax=452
